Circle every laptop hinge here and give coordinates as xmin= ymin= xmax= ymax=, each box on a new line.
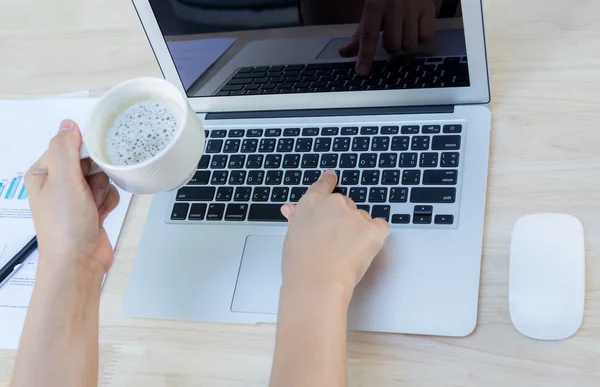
xmin=205 ymin=105 xmax=454 ymax=120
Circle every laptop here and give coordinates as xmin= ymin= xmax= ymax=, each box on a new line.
xmin=124 ymin=0 xmax=491 ymax=337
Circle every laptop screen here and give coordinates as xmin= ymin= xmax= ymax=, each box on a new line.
xmin=148 ymin=0 xmax=469 ymax=98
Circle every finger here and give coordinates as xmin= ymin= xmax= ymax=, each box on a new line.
xmin=280 ymin=204 xmax=296 ymax=221
xmin=339 ymin=29 xmax=360 ymax=58
xmin=402 ymin=10 xmax=419 ymax=52
xmin=24 ymin=150 xmax=50 ymax=196
xmin=47 ymin=120 xmax=85 ymax=181
xmin=371 ymin=218 xmax=391 ymax=246
xmin=87 ymin=172 xmax=111 ymax=207
xmin=418 ymin=8 xmax=436 ymax=44
xmin=356 ymin=0 xmax=385 ymax=75
xmin=382 ymin=5 xmax=403 ymax=54
xmin=99 ymin=185 xmax=120 ymax=220
xmin=80 ymin=158 xmax=92 ymax=177
xmin=306 ymin=169 xmax=337 ymax=195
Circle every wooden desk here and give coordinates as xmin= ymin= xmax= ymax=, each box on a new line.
xmin=1 ymin=0 xmax=600 ymax=385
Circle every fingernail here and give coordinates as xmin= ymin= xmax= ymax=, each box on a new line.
xmin=356 ymin=63 xmax=369 ymax=75
xmin=59 ymin=119 xmax=75 ymax=132
xmin=281 ymin=205 xmax=292 ymax=218
xmin=323 ymin=169 xmax=337 ymax=176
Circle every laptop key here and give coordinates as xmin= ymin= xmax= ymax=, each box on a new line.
xmin=357 ymin=205 xmax=370 ymax=212
xmin=423 ymin=170 xmax=458 ymax=185
xmin=352 ymin=137 xmax=370 ymax=151
xmin=371 ymin=205 xmax=390 ymax=222
xmin=247 ymin=170 xmax=265 ymax=185
xmin=301 ymin=154 xmax=319 ymax=168
xmin=176 ymin=187 xmax=215 ymax=202
xmin=432 ymin=135 xmax=461 ymax=151
xmin=295 ymin=138 xmax=313 ymax=152
xmin=259 ymin=139 xmax=277 ymax=153
xmin=265 ymin=128 xmax=282 ymax=137
xmin=401 ymin=125 xmax=420 ymax=134
xmin=371 ymin=136 xmax=389 ymax=151
xmin=188 ymin=203 xmax=207 ymax=221
xmin=282 ymin=154 xmax=300 ymax=168
xmin=359 ymin=153 xmax=377 ymax=168
xmin=349 ymin=187 xmax=368 ymax=203
xmin=321 ymin=127 xmax=339 ymax=136
xmin=314 ymin=138 xmax=331 ymax=152
xmin=246 ymin=154 xmax=264 ymax=169
xmin=206 ymin=204 xmax=226 ymax=221
xmin=271 ymin=187 xmax=290 ymax=203
xmin=391 ymin=136 xmax=410 ymax=151
xmin=277 ymin=138 xmax=295 ymax=152
xmin=341 ymin=170 xmax=360 ymax=186
xmin=381 ymin=126 xmax=399 ymax=135
xmin=361 ymin=170 xmax=380 ymax=185
xmin=284 ymin=128 xmax=301 ymax=136
xmin=198 ymin=155 xmax=210 ymax=169
xmin=369 ymin=188 xmax=388 ymax=203
xmin=188 ymin=171 xmax=211 ymax=185
xmin=378 ymin=153 xmax=397 ymax=168
xmin=228 ymin=155 xmax=246 ymax=169
xmin=264 ymin=154 xmax=282 ymax=168
xmin=284 ymin=170 xmax=302 ymax=185
xmin=333 ymin=137 xmax=351 ymax=151
xmin=389 ymin=187 xmax=408 ymax=203
xmin=303 ymin=170 xmax=321 ymax=185
xmin=391 ymin=214 xmax=410 ymax=224
xmin=216 ymin=187 xmax=234 ymax=201
xmin=224 ymin=204 xmax=248 ymax=221
xmin=411 ymin=136 xmax=430 ymax=151
xmin=210 ymin=155 xmax=228 ymax=169
xmin=443 ymin=124 xmax=462 ymax=134
xmin=246 ymin=129 xmax=263 ymax=137
xmin=435 ymin=215 xmax=454 ymax=225
xmin=441 ymin=152 xmax=460 ymax=167
xmin=289 ymin=187 xmax=308 ymax=202
xmin=410 ymin=188 xmax=456 ymax=203
xmin=211 ymin=171 xmax=229 ymax=185
xmin=228 ymin=129 xmax=245 ymax=138
xmin=229 ymin=171 xmax=247 ymax=185
xmin=206 ymin=140 xmax=223 ymax=153
xmin=399 ymin=152 xmax=418 ymax=167
xmin=320 ymin=154 xmax=339 ymax=168
xmin=381 ymin=170 xmax=400 ymax=185
xmin=234 ymin=187 xmax=252 ymax=202
xmin=265 ymin=170 xmax=283 ymax=185
xmin=223 ymin=139 xmax=241 ymax=153
xmin=302 ymin=127 xmax=320 ymax=136
xmin=241 ymin=139 xmax=259 ymax=153
xmin=419 ymin=152 xmax=438 ymax=167
xmin=170 ymin=203 xmax=189 ymax=220
xmin=339 ymin=153 xmax=358 ymax=168
xmin=252 ymin=187 xmax=270 ymax=202
xmin=341 ymin=127 xmax=359 ymax=135
xmin=248 ymin=204 xmax=287 ymax=222
xmin=422 ymin=125 xmax=441 ymax=134
xmin=413 ymin=214 xmax=432 ymax=224
xmin=402 ymin=170 xmax=421 ymax=185
xmin=361 ymin=126 xmax=379 ymax=135
xmin=333 ymin=187 xmax=348 ymax=196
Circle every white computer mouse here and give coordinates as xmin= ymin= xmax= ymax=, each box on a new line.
xmin=509 ymin=213 xmax=585 ymax=340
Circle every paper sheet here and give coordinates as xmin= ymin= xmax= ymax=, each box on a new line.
xmin=165 ymin=38 xmax=236 ymax=91
xmin=0 ymin=96 xmax=132 ymax=349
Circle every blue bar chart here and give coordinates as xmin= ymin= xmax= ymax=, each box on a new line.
xmin=0 ymin=174 xmax=26 ymax=201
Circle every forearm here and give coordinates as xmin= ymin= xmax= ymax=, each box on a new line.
xmin=270 ymin=282 xmax=353 ymax=387
xmin=10 ymin=259 xmax=104 ymax=387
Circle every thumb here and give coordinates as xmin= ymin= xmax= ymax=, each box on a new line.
xmin=47 ymin=120 xmax=85 ymax=181
xmin=280 ymin=204 xmax=296 ymax=221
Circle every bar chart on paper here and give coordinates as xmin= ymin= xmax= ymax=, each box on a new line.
xmin=0 ymin=173 xmax=27 ymax=201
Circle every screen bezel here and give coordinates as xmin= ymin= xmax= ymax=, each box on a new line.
xmin=132 ymin=0 xmax=490 ymax=113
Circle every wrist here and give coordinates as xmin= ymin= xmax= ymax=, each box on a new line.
xmin=37 ymin=255 xmax=105 ymax=291
xmin=280 ymin=278 xmax=354 ymax=310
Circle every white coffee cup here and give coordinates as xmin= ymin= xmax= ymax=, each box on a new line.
xmin=81 ymin=77 xmax=205 ymax=194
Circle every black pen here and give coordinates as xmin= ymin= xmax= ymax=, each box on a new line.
xmin=0 ymin=236 xmax=37 ymax=289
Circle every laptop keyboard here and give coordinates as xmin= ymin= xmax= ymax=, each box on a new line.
xmin=216 ymin=56 xmax=469 ymax=96
xmin=169 ymin=123 xmax=463 ymax=227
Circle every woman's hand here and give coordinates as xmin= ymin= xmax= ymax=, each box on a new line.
xmin=280 ymin=169 xmax=390 ymax=295
xmin=25 ymin=119 xmax=120 ymax=275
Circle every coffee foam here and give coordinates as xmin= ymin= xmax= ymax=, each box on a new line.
xmin=103 ymin=98 xmax=180 ymax=166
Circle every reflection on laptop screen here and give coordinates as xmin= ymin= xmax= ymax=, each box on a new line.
xmin=148 ymin=0 xmax=469 ymax=97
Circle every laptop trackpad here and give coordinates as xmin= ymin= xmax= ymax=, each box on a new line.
xmin=231 ymin=235 xmax=284 ymax=314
